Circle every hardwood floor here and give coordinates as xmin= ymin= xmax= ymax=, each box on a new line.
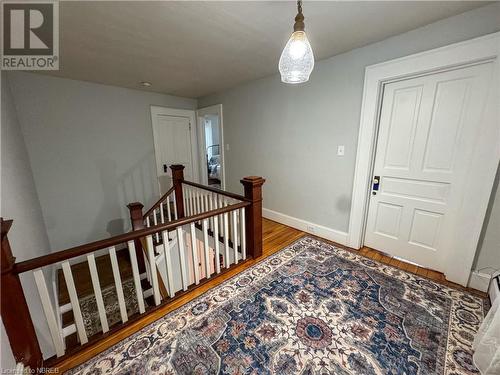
xmin=262 ymin=218 xmax=304 ymax=255
xmin=50 ymin=218 xmax=485 ymax=372
xmin=356 ymin=246 xmax=485 ymax=298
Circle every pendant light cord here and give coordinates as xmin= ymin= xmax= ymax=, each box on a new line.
xmin=294 ymin=0 xmax=305 ymax=32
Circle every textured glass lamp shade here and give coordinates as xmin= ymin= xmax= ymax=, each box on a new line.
xmin=279 ymin=31 xmax=315 ymax=84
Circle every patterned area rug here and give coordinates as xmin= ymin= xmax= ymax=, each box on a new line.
xmin=70 ymin=237 xmax=486 ymax=374
xmin=80 ymin=279 xmax=143 ymax=337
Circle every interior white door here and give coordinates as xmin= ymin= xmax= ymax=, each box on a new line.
xmin=151 ymin=110 xmax=196 ymax=194
xmin=364 ymin=62 xmax=494 ymax=272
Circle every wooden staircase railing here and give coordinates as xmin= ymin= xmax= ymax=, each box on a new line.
xmin=0 ymin=165 xmax=265 ymax=372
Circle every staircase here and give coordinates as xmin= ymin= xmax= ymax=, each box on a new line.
xmin=0 ymin=164 xmax=265 ymax=372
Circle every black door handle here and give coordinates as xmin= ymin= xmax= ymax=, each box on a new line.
xmin=163 ymin=164 xmax=168 ymax=173
xmin=372 ymin=176 xmax=380 ymax=194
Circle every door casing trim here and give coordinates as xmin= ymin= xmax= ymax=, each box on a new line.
xmin=347 ymin=32 xmax=500 ymax=285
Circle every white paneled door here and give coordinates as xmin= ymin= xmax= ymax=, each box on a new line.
xmin=151 ymin=106 xmax=197 ymax=194
xmin=364 ymin=63 xmax=494 ymax=272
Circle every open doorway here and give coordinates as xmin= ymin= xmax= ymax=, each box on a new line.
xmin=197 ymin=104 xmax=225 ymax=189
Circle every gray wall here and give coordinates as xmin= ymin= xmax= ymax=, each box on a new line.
xmin=8 ymin=72 xmax=197 ymax=251
xmin=199 ymin=4 xmax=500 ymax=264
xmin=1 ymin=73 xmax=55 ymax=365
xmin=1 ymin=323 xmax=15 ymax=371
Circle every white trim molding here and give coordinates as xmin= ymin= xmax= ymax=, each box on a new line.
xmin=348 ymin=32 xmax=500 ymax=286
xmin=263 ymin=208 xmax=348 ymax=246
xmin=468 ymin=271 xmax=492 ymax=293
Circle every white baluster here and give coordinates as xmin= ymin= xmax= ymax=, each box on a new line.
xmin=173 ymin=190 xmax=178 ymax=220
xmin=198 ymin=189 xmax=204 ymax=224
xmin=188 ymin=188 xmax=194 ymax=217
xmin=146 ymin=216 xmax=150 ymax=228
xmin=214 ymin=194 xmax=220 ymax=233
xmin=240 ymin=207 xmax=246 ymax=260
xmin=153 ymin=209 xmax=159 ymax=242
xmin=146 ymin=235 xmax=161 ymax=305
xmin=61 ymin=261 xmax=88 ymax=344
xmin=33 ymin=269 xmax=65 ymax=356
xmin=200 ymin=191 xmax=205 ymax=213
xmin=166 ymin=197 xmax=172 ymax=221
xmin=218 ymin=195 xmax=224 ymax=236
xmin=200 ymin=189 xmax=205 ymax=213
xmin=160 ymin=202 xmax=165 ymax=224
xmin=195 ymin=189 xmax=201 ymax=216
xmin=161 ymin=231 xmax=175 ymax=297
xmin=186 ymin=186 xmax=194 ymax=216
xmin=224 ymin=198 xmax=231 ymax=244
xmin=172 ymin=190 xmax=179 ymax=220
xmin=214 ymin=208 xmax=221 ymax=274
xmin=202 ymin=218 xmax=211 ymax=278
xmin=176 ymin=227 xmax=189 ymax=291
xmin=183 ymin=187 xmax=188 ymax=216
xmin=109 ymin=247 xmax=128 ymax=323
xmin=202 ymin=192 xmax=210 ymax=228
xmin=15 ymin=363 xmax=25 ymax=375
xmin=224 ymin=212 xmax=230 ymax=268
xmin=232 ymin=210 xmax=239 ymax=264
xmin=185 ymin=187 xmax=190 ymax=216
xmin=87 ymin=254 xmax=109 ymax=332
xmin=182 ymin=185 xmax=188 ymax=216
xmin=127 ymin=241 xmax=145 ymax=313
xmin=208 ymin=192 xmax=214 ymax=232
xmin=237 ymin=209 xmax=241 ymax=248
xmin=190 ymin=223 xmax=200 ymax=285
xmin=213 ymin=192 xmax=218 ymax=217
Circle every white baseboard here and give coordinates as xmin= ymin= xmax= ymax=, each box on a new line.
xmin=468 ymin=271 xmax=492 ymax=293
xmin=262 ymin=208 xmax=349 ymax=246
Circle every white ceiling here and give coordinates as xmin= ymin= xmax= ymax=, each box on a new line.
xmin=42 ymin=1 xmax=489 ymax=98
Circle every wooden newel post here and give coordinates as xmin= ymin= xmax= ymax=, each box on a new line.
xmin=127 ymin=202 xmax=146 ymax=273
xmin=170 ymin=164 xmax=185 ymax=219
xmin=240 ymin=176 xmax=266 ymax=259
xmin=0 ymin=218 xmax=43 ymax=370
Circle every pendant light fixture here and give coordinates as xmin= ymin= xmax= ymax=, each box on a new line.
xmin=278 ymin=0 xmax=315 ymax=84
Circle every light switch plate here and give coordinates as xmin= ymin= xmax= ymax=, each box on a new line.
xmin=337 ymin=145 xmax=345 ymax=156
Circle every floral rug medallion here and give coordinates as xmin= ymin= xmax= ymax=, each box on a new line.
xmin=70 ymin=237 xmax=486 ymax=375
